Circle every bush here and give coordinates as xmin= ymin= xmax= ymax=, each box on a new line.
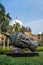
xmin=36 ymin=46 xmax=43 ymax=51
xmin=0 ymin=47 xmax=12 ymax=54
xmin=23 ymin=46 xmax=43 ymax=52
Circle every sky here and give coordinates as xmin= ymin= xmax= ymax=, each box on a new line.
xmin=0 ymin=0 xmax=43 ymax=34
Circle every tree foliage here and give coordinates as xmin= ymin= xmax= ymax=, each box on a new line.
xmin=13 ymin=22 xmax=26 ymax=33
xmin=0 ymin=3 xmax=12 ymax=32
xmin=20 ymin=26 xmax=26 ymax=33
xmin=13 ymin=22 xmax=20 ymax=32
xmin=41 ymin=32 xmax=43 ymax=46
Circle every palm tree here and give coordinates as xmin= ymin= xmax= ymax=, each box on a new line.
xmin=0 ymin=3 xmax=11 ymax=32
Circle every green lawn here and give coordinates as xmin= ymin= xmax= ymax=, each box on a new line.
xmin=0 ymin=52 xmax=43 ymax=65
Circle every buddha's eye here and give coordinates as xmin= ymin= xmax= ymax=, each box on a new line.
xmin=25 ymin=38 xmax=29 ymax=41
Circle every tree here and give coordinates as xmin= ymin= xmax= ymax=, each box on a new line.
xmin=0 ymin=3 xmax=11 ymax=32
xmin=26 ymin=27 xmax=31 ymax=32
xmin=20 ymin=26 xmax=26 ymax=33
xmin=13 ymin=22 xmax=20 ymax=32
xmin=41 ymin=32 xmax=43 ymax=46
xmin=37 ymin=33 xmax=43 ymax=46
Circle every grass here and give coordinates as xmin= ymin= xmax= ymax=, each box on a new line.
xmin=0 ymin=52 xmax=43 ymax=65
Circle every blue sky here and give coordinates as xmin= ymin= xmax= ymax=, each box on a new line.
xmin=0 ymin=0 xmax=43 ymax=34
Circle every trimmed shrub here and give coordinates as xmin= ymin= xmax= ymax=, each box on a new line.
xmin=0 ymin=46 xmax=13 ymax=54
xmin=36 ymin=46 xmax=43 ymax=51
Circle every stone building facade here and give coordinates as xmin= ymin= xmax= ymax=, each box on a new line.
xmin=0 ymin=33 xmax=10 ymax=48
xmin=24 ymin=27 xmax=40 ymax=41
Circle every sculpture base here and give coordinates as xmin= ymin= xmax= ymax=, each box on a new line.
xmin=6 ymin=52 xmax=39 ymax=57
xmin=6 ymin=48 xmax=39 ymax=57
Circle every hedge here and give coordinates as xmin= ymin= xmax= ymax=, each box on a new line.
xmin=0 ymin=46 xmax=13 ymax=54
xmin=0 ymin=46 xmax=43 ymax=55
xmin=36 ymin=46 xmax=43 ymax=51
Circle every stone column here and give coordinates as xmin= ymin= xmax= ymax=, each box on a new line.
xmin=2 ymin=34 xmax=6 ymax=49
xmin=7 ymin=38 xmax=9 ymax=48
